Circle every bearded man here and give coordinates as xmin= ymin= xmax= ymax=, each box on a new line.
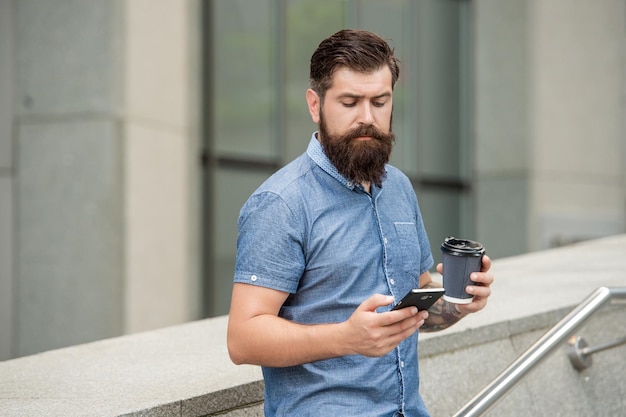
xmin=227 ymin=29 xmax=494 ymax=417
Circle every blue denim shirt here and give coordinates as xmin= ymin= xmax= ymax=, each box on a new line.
xmin=234 ymin=134 xmax=434 ymax=417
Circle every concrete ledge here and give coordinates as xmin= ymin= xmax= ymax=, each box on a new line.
xmin=1 ymin=235 xmax=625 ymax=416
xmin=0 ymin=315 xmax=263 ymax=416
xmin=418 ymin=307 xmax=572 ymax=358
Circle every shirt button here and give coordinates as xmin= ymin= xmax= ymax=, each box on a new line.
xmin=390 ymin=279 xmax=395 ymax=285
xmin=347 ymin=181 xmax=353 ymax=187
xmin=383 ymin=238 xmax=388 ymax=244
xmin=250 ymin=274 xmax=258 ymax=282
xmin=401 ymin=361 xmax=405 ymax=368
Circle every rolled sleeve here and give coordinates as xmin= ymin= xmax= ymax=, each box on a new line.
xmin=234 ymin=191 xmax=305 ymax=294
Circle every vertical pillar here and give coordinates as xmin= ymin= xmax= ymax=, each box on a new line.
xmin=473 ymin=0 xmax=625 ymax=256
xmin=473 ymin=0 xmax=531 ymax=258
xmin=530 ymin=0 xmax=626 ymax=249
xmin=15 ymin=0 xmax=126 ymax=355
xmin=0 ymin=0 xmax=16 ymax=361
xmin=122 ymin=0 xmax=201 ymax=333
xmin=14 ymin=0 xmax=200 ymax=357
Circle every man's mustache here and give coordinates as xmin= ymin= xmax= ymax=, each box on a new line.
xmin=345 ymin=125 xmax=389 ymax=141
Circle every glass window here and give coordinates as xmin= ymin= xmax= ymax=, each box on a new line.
xmin=284 ymin=0 xmax=346 ymax=161
xmin=413 ymin=0 xmax=465 ymax=180
xmin=204 ymin=0 xmax=471 ymax=316
xmin=213 ymin=0 xmax=277 ymax=160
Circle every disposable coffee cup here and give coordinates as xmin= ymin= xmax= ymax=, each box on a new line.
xmin=441 ymin=237 xmax=485 ymax=304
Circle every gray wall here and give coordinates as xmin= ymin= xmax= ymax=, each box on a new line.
xmin=473 ymin=0 xmax=626 ymax=258
xmin=473 ymin=0 xmax=530 ymax=258
xmin=0 ymin=0 xmax=16 ymax=361
xmin=14 ymin=0 xmax=125 ymax=356
xmin=0 ymin=0 xmax=201 ymax=360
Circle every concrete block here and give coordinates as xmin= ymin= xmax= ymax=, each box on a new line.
xmin=532 ymin=1 xmax=623 ymax=180
xmin=0 ymin=177 xmax=14 ymax=361
xmin=181 ymin=382 xmax=264 ymax=416
xmin=474 ymin=0 xmax=529 ymax=175
xmin=420 ymin=338 xmax=524 ymax=416
xmin=0 ymin=0 xmax=14 ymax=169
xmin=506 ymin=328 xmax=594 ymax=417
xmin=1 ymin=236 xmax=624 ymax=416
xmin=474 ymin=175 xmax=528 ymax=258
xmin=124 ymin=0 xmax=192 ymax=128
xmin=0 ymin=315 xmax=264 ymax=416
xmin=537 ymin=211 xmax=625 ymax=251
xmin=16 ymin=0 xmax=122 ymax=115
xmin=572 ymin=308 xmax=626 ymax=416
xmin=124 ymin=121 xmax=194 ymax=333
xmin=16 ymin=119 xmax=124 ymax=356
xmin=219 ymin=403 xmax=264 ymax=417
xmin=118 ymin=402 xmax=182 ymax=417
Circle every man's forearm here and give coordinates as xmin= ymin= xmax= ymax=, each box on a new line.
xmin=228 ymin=314 xmax=350 ymax=367
xmin=419 ymin=282 xmax=466 ymax=332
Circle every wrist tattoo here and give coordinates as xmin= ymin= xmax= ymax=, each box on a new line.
xmin=441 ymin=300 xmax=463 ymax=323
xmin=421 ymin=288 xmax=465 ymax=332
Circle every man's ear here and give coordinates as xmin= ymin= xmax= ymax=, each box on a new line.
xmin=306 ymin=89 xmax=321 ymax=124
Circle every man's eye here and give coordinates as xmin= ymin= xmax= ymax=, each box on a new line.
xmin=373 ymin=101 xmax=386 ymax=108
xmin=342 ymin=102 xmax=357 ymax=108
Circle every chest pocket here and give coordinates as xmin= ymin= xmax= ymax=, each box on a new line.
xmin=393 ymin=222 xmax=422 ymax=277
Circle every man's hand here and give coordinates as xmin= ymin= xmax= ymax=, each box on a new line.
xmin=341 ymin=294 xmax=428 ymax=357
xmin=421 ymin=255 xmax=494 ymax=332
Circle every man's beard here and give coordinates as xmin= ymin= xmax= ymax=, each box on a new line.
xmin=318 ymin=110 xmax=395 ymax=188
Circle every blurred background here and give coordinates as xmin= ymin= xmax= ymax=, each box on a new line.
xmin=0 ymin=0 xmax=624 ymax=360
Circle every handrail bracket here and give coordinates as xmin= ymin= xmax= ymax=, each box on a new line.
xmin=567 ymin=334 xmax=626 ymax=371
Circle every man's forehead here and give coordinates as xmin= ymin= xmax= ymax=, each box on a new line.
xmin=328 ymin=66 xmax=393 ymax=96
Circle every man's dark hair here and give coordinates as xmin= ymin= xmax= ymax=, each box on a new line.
xmin=309 ymin=29 xmax=400 ymax=100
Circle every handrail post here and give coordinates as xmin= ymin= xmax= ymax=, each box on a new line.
xmin=453 ymin=287 xmax=626 ymax=417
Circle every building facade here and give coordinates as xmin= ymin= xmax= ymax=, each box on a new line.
xmin=1 ymin=0 xmax=624 ymax=360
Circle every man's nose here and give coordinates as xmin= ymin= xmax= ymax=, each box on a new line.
xmin=357 ymin=102 xmax=375 ymax=124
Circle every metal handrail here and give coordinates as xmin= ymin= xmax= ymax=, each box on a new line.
xmin=453 ymin=286 xmax=626 ymax=417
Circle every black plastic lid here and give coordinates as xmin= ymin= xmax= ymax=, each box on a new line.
xmin=440 ymin=236 xmax=485 ymax=256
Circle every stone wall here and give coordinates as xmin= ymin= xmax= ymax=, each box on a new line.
xmin=0 ymin=235 xmax=624 ymax=416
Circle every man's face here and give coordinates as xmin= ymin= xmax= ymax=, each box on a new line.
xmin=306 ymin=67 xmax=395 ymax=187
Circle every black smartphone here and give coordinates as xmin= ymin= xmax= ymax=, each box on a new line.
xmin=391 ymin=288 xmax=445 ymax=311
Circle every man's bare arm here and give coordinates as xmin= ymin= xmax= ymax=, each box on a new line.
xmin=227 ymin=282 xmax=427 ymax=367
xmin=227 ymin=283 xmax=348 ymax=367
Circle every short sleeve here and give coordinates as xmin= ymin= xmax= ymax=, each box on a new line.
xmin=234 ymin=191 xmax=306 ymax=293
